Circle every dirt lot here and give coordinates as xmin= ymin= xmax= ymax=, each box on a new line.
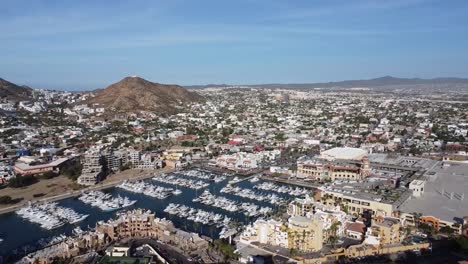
xmin=0 ymin=175 xmax=75 ymax=208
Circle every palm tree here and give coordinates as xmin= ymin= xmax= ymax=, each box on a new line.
xmin=329 ymin=236 xmax=338 ymax=249
xmin=462 ymin=223 xmax=468 ymax=235
xmin=413 ymin=212 xmax=422 ymax=229
xmin=330 ymin=221 xmax=342 ymax=237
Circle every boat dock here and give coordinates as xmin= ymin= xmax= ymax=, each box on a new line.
xmin=0 ymin=168 xmax=174 ymax=215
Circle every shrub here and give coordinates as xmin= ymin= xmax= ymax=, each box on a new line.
xmin=8 ymin=175 xmax=38 ymax=188
xmin=0 ymin=195 xmax=13 ymax=204
xmin=39 ymin=171 xmax=57 ymax=179
xmin=61 ymin=161 xmax=83 ymax=180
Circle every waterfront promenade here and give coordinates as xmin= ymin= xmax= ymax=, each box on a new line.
xmin=0 ymin=167 xmax=174 ymax=215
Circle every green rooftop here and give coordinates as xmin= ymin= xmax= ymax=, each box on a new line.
xmin=100 ymin=256 xmax=151 ymax=264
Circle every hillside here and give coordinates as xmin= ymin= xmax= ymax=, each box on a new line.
xmin=0 ymin=78 xmax=33 ymax=101
xmin=88 ymin=76 xmax=204 ymax=114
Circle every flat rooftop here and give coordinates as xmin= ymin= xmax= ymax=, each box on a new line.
xmin=398 ymin=161 xmax=468 ymax=223
xmin=369 ymin=153 xmax=439 ymax=169
xmin=321 ymin=147 xmax=367 ymax=160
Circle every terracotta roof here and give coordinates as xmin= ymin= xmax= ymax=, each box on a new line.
xmin=345 ymin=222 xmax=366 ymax=233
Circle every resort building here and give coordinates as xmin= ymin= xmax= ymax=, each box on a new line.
xmin=77 ymin=150 xmax=104 ymax=186
xmin=319 ymin=188 xmax=394 ymax=218
xmin=239 ymin=219 xmax=288 ymax=248
xmin=287 ymin=216 xmax=323 ymax=252
xmin=297 ymin=152 xmax=371 ymax=181
xmin=364 ymin=216 xmax=401 ymax=246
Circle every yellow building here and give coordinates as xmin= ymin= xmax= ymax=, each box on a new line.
xmin=164 ymin=152 xmax=184 ymax=161
xmin=320 ymin=190 xmax=393 ymax=218
xmin=287 ymin=216 xmax=323 ymax=252
xmin=364 ymin=216 xmax=401 ymax=246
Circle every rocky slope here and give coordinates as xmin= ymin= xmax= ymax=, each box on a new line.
xmin=88 ymin=76 xmax=204 ymax=114
xmin=0 ymin=78 xmax=33 ymax=101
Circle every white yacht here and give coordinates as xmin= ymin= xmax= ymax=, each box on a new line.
xmin=16 ymin=202 xmax=88 ymax=230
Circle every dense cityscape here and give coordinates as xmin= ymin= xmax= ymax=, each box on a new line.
xmin=0 ymin=76 xmax=467 ymax=263
xmin=2 ymin=1 xmax=468 ymax=263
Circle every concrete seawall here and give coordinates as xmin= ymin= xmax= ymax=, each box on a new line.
xmin=260 ymin=176 xmax=319 ymax=189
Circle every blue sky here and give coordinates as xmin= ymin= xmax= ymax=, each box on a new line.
xmin=1 ymin=0 xmax=468 ymax=90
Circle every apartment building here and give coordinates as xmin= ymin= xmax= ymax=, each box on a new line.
xmin=287 ymin=195 xmax=314 ymax=217
xmin=287 ymin=216 xmax=323 ymax=252
xmin=96 ymin=209 xmax=172 ymax=240
xmin=77 ymin=150 xmax=103 ymax=186
xmin=96 ymin=209 xmax=208 ymax=251
xmin=239 ymin=219 xmax=288 ymax=248
xmin=128 ymin=149 xmax=141 ymax=164
xmin=364 ymin=216 xmax=401 ymax=246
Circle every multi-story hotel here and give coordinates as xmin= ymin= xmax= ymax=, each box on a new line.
xmin=364 ymin=216 xmax=402 ymax=246
xmin=297 ymin=147 xmax=371 ymax=181
xmin=287 ymin=216 xmax=324 ymax=252
xmin=319 ymin=188 xmax=394 ymax=218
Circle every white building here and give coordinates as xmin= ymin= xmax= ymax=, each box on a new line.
xmin=409 ymin=180 xmax=425 ymax=197
xmin=320 ymin=147 xmax=367 ymax=161
xmin=239 ymin=219 xmax=288 ymax=248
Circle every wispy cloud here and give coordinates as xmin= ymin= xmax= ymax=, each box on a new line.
xmin=0 ymin=1 xmax=171 ymax=39
xmin=263 ymin=0 xmax=432 ymax=21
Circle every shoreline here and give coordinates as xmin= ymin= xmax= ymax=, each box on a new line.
xmin=0 ymin=168 xmax=173 ymax=216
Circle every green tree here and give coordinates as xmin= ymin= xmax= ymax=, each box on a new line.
xmin=456 ymin=236 xmax=468 ymax=253
xmin=8 ymin=175 xmax=38 ymax=188
xmin=329 ymin=236 xmax=339 ymax=249
xmin=439 ymin=226 xmax=455 ymax=235
xmin=275 ymin=132 xmax=286 ymax=142
xmin=61 ymin=161 xmax=83 ymax=180
xmin=289 ymin=247 xmax=297 ymax=257
xmin=0 ymin=195 xmax=13 ymax=204
xmin=39 ymin=171 xmax=57 ymax=179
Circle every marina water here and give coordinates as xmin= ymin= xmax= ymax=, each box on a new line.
xmin=0 ymin=171 xmax=308 ymax=257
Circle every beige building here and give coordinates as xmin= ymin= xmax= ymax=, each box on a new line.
xmin=96 ymin=209 xmax=173 ymax=240
xmin=96 ymin=209 xmax=208 ymax=252
xmin=287 ymin=195 xmax=314 ymax=217
xmin=78 ymin=150 xmax=104 ymax=186
xmin=319 ymin=189 xmax=393 ymax=218
xmin=287 ymin=216 xmax=323 ymax=252
xmin=364 ymin=216 xmax=401 ymax=246
xmin=297 ymin=157 xmax=371 ymax=181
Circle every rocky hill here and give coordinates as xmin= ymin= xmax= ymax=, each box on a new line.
xmin=88 ymin=76 xmax=204 ymax=114
xmin=0 ymin=78 xmax=33 ymax=101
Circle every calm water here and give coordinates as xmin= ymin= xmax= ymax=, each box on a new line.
xmin=0 ymin=172 xmax=306 ymax=257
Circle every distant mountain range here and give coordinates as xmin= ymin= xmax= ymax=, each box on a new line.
xmin=87 ymin=76 xmax=204 ymax=114
xmin=0 ymin=78 xmax=32 ymax=101
xmin=185 ymin=76 xmax=468 ymax=89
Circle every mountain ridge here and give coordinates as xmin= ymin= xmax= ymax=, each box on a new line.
xmin=185 ymin=76 xmax=468 ymax=89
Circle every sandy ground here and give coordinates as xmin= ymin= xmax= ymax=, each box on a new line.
xmin=0 ymin=167 xmax=173 ymax=210
xmin=0 ymin=176 xmax=74 ymax=208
